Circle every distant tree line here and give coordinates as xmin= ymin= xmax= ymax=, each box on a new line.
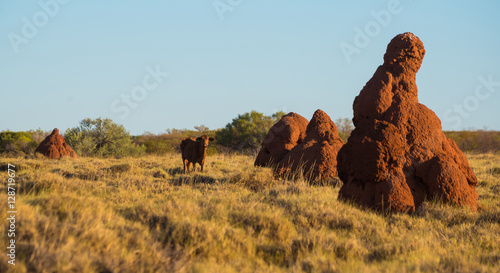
xmin=137 ymin=127 xmax=220 ymax=156
xmin=1 ymin=114 xmax=499 ymax=158
xmin=444 ymin=130 xmax=500 ymax=154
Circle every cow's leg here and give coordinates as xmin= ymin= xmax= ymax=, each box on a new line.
xmin=183 ymin=159 xmax=187 ymax=174
xmin=200 ymin=162 xmax=204 ymax=172
xmin=186 ymin=161 xmax=191 ymax=174
xmin=193 ymin=163 xmax=196 ymax=172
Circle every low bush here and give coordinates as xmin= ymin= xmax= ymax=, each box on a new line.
xmin=0 ymin=131 xmax=38 ymax=154
xmin=216 ymin=111 xmax=285 ymax=152
xmin=65 ymin=118 xmax=145 ymax=158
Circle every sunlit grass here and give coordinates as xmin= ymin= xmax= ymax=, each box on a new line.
xmin=0 ymin=153 xmax=499 ymax=272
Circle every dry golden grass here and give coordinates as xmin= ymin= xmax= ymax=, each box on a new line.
xmin=0 ymin=153 xmax=499 ymax=272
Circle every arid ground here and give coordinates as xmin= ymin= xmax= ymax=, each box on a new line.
xmin=1 ymin=153 xmax=499 ymax=272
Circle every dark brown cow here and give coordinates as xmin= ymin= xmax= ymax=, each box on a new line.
xmin=180 ymin=134 xmax=214 ymax=174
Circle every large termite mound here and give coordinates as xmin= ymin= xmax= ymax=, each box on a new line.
xmin=254 ymin=112 xmax=308 ymax=167
xmin=35 ymin=128 xmax=78 ymax=159
xmin=276 ymin=109 xmax=345 ymax=183
xmin=337 ymin=32 xmax=478 ymax=212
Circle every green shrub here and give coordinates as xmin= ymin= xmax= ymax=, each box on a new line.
xmin=0 ymin=131 xmax=38 ymax=154
xmin=216 ymin=111 xmax=285 ymax=152
xmin=140 ymin=135 xmax=180 ymax=155
xmin=65 ymin=118 xmax=145 ymax=158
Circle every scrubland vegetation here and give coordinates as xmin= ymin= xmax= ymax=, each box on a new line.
xmin=2 ymin=114 xmax=499 ymax=158
xmin=444 ymin=130 xmax=500 ymax=154
xmin=1 ymin=113 xmax=499 ymax=272
xmin=0 ymin=152 xmax=499 ymax=272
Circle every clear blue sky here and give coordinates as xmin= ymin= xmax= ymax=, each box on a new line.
xmin=1 ymin=0 xmax=499 ymax=135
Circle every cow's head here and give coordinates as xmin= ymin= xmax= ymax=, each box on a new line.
xmin=196 ymin=135 xmax=215 ymax=149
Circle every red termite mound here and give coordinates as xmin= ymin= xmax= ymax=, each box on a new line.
xmin=337 ymin=32 xmax=478 ymax=212
xmin=35 ymin=128 xmax=78 ymax=159
xmin=255 ymin=112 xmax=308 ymax=167
xmin=276 ymin=109 xmax=345 ymax=182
